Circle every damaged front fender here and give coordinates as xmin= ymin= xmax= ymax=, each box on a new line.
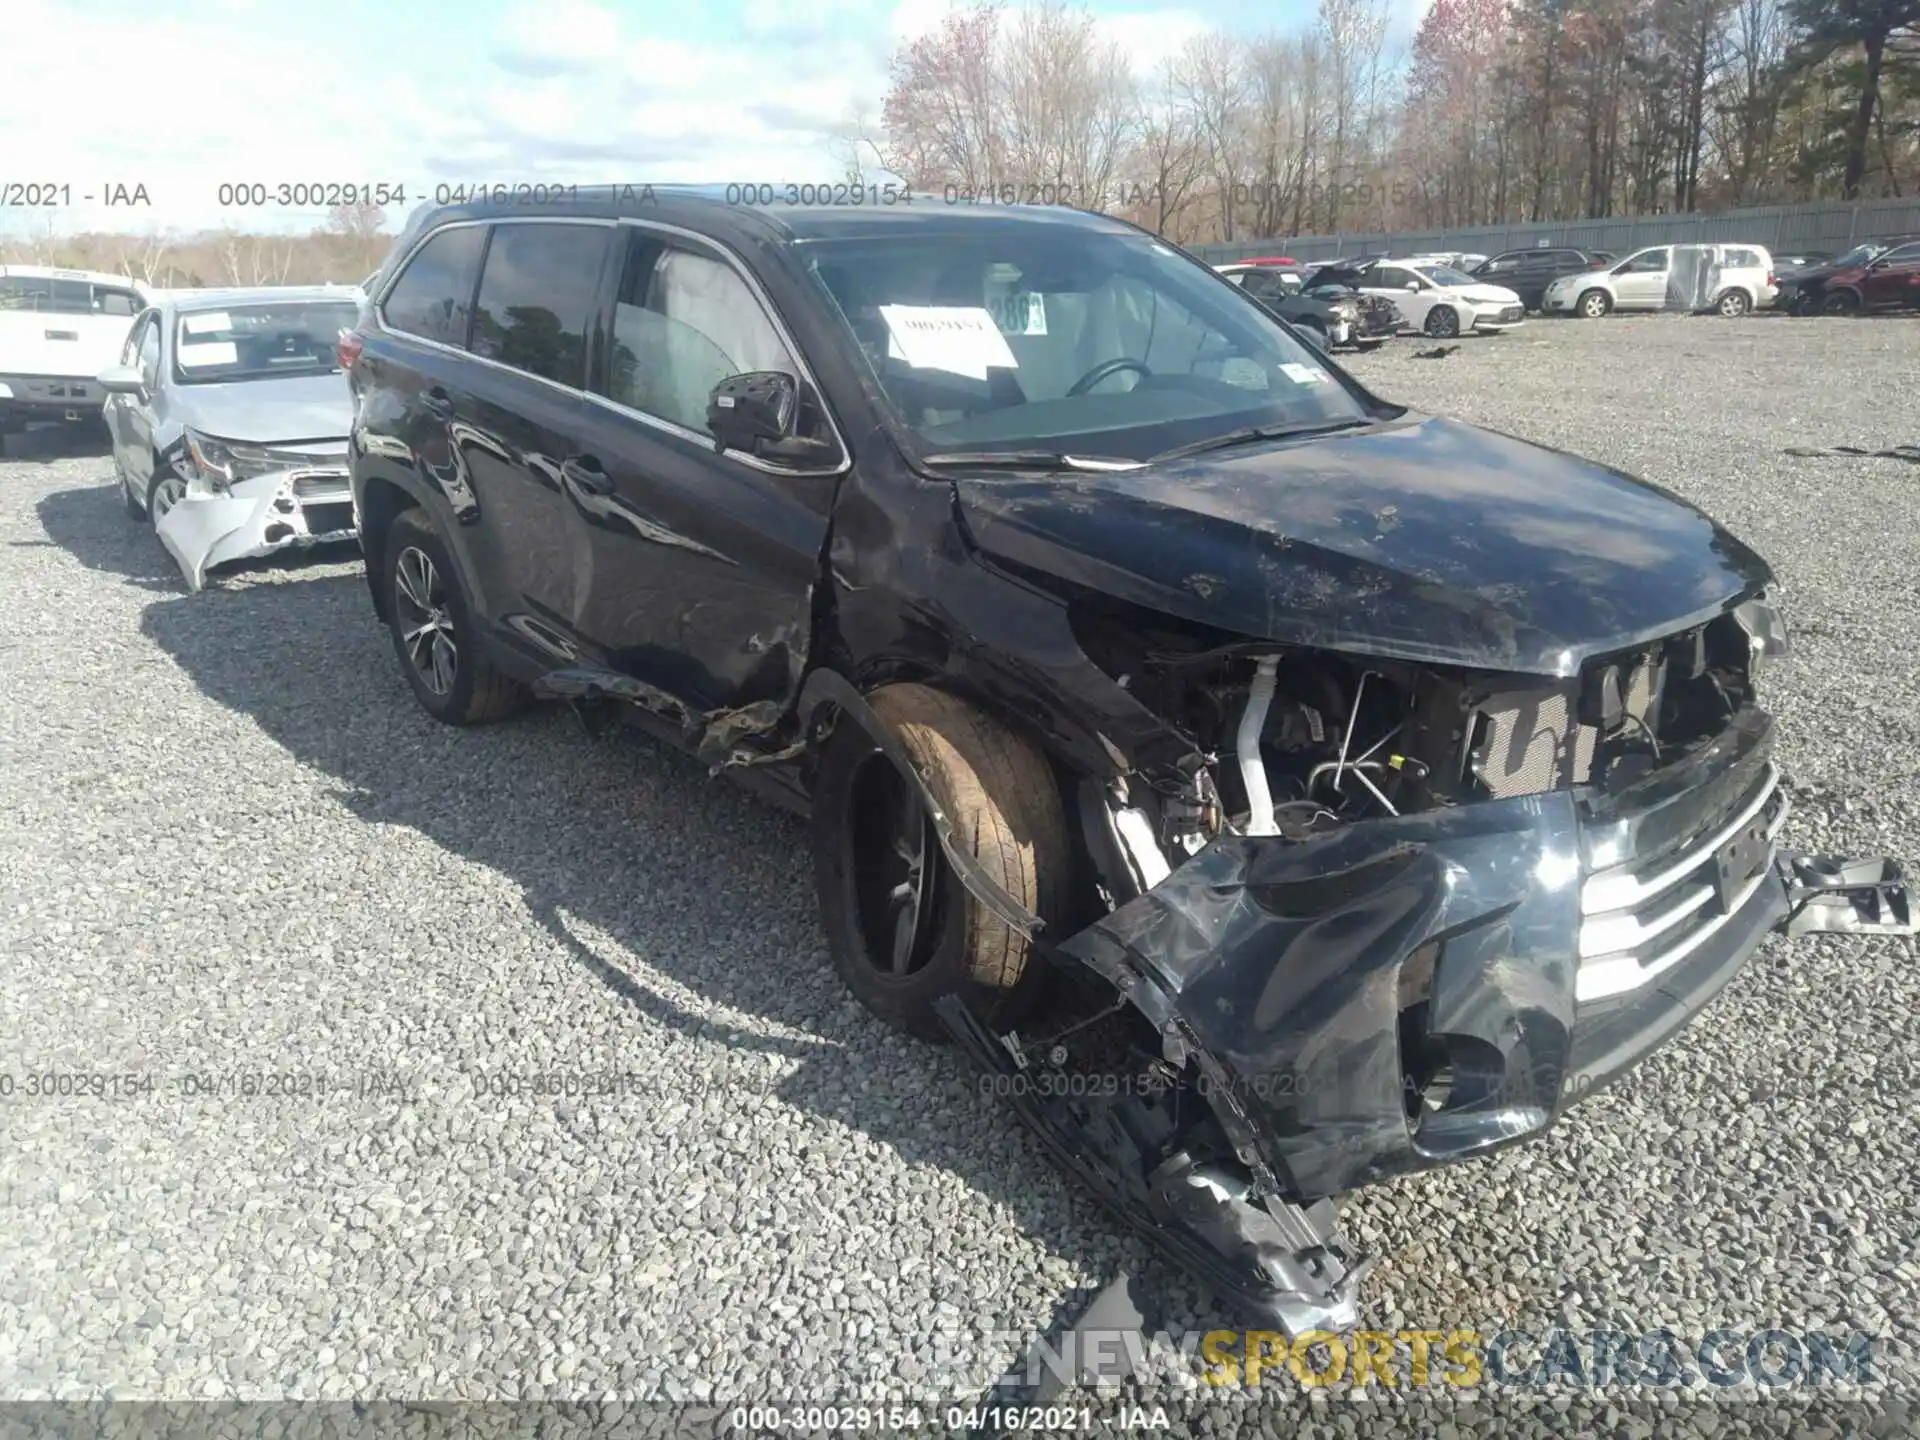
xmin=156 ymin=468 xmax=358 ymax=592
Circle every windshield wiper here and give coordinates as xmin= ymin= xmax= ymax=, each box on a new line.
xmin=920 ymin=450 xmax=1147 ymax=473
xmin=1150 ymin=416 xmax=1375 ymax=463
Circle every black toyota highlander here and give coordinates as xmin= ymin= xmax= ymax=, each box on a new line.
xmin=342 ymin=187 xmax=1912 ymax=1331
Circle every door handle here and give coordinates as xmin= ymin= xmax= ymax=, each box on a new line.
xmin=561 ymin=455 xmax=614 ymax=496
xmin=420 ymin=388 xmax=455 ymax=419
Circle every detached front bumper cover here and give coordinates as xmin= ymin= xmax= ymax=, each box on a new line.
xmin=944 ymin=737 xmax=1912 ymax=1333
xmin=156 ymin=467 xmax=358 ymax=592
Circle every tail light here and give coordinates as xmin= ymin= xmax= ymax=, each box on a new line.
xmin=338 ymin=329 xmax=365 ymax=370
xmin=1589 ymin=259 xmax=1605 ymax=269
xmin=1767 ymin=271 xmax=1776 ymax=287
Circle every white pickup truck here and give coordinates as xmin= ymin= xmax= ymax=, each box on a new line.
xmin=0 ymin=266 xmax=146 ymax=454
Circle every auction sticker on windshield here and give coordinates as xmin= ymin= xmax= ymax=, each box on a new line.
xmin=177 ymin=341 xmax=238 ymax=367
xmin=1281 ymin=362 xmax=1327 ymax=385
xmin=879 ymin=305 xmax=1019 ymax=380
xmin=182 ymin=312 xmax=232 ymax=335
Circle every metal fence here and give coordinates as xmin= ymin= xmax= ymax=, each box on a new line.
xmin=1191 ymin=197 xmax=1920 ymax=264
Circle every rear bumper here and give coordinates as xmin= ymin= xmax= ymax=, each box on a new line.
xmin=0 ymin=374 xmax=104 ymax=424
xmin=155 ymin=467 xmax=358 ymax=591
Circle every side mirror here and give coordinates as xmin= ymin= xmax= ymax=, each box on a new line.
xmin=1405 ymin=280 xmax=1421 ymax=292
xmin=707 ymin=370 xmax=836 ymax=465
xmin=97 ymin=364 xmax=145 ymax=396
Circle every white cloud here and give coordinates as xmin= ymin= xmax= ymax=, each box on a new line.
xmin=0 ymin=0 xmax=1232 ymax=239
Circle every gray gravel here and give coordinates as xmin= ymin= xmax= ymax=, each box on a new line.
xmin=1 ymin=314 xmax=1916 ymax=1428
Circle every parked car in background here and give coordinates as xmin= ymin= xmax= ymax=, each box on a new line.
xmin=341 ymin=187 xmax=1910 ymax=1333
xmin=1404 ymin=252 xmax=1490 ymax=274
xmin=1775 ymin=238 xmax=1920 ymax=314
xmin=1471 ymin=248 xmax=1614 ymax=312
xmin=1216 ymin=261 xmax=1304 ymax=299
xmin=98 ymin=286 xmax=360 ymax=589
xmin=1217 ymin=263 xmax=1390 ymax=350
xmin=1813 ymin=239 xmax=1920 ymax=314
xmin=0 ymin=265 xmax=145 ymax=453
xmin=1315 ymin=257 xmax=1525 ymax=337
xmin=1542 ymin=244 xmax=1775 ymax=317
xmin=1299 ymin=280 xmax=1401 ymax=348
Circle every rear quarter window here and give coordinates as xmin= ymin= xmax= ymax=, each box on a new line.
xmin=381 ymin=225 xmax=488 ymax=348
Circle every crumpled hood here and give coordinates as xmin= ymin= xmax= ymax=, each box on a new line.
xmin=169 ymin=372 xmax=352 ymax=446
xmin=953 ymin=415 xmax=1771 ymax=676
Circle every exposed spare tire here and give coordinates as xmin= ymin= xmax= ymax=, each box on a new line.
xmin=811 ymin=682 xmax=1069 ymax=1041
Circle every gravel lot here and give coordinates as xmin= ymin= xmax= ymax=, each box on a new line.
xmin=2 ymin=315 xmax=1916 ymax=1428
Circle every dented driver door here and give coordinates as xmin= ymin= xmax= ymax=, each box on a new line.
xmin=564 ymin=225 xmax=839 ymax=715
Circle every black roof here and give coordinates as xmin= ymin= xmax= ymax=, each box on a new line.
xmin=400 ymin=184 xmax=1138 ymax=249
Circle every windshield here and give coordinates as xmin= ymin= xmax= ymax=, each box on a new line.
xmin=1833 ymin=243 xmax=1887 ymax=268
xmin=172 ymin=301 xmax=359 ymax=385
xmin=802 ymin=228 xmax=1370 ymax=462
xmin=1413 ymin=264 xmax=1477 ymax=288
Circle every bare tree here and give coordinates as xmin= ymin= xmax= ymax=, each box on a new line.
xmin=1316 ymin=0 xmax=1393 ymax=230
xmin=1126 ymin=61 xmax=1210 ymax=234
xmin=879 ymin=2 xmax=1006 ymax=191
xmin=1173 ymin=32 xmax=1254 ymax=239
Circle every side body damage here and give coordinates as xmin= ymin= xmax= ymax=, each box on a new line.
xmin=346 ymin=196 xmax=1914 ymax=1333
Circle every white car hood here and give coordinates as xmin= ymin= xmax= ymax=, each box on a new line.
xmin=1452 ymin=284 xmax=1521 ymax=306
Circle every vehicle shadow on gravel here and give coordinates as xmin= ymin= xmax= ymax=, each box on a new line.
xmin=33 ymin=482 xmax=186 ymax=592
xmin=1 ymin=422 xmax=113 ymax=465
xmin=124 ymin=496 xmax=1157 ymax=1324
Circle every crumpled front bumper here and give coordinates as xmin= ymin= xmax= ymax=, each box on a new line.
xmin=975 ymin=709 xmax=1911 ymax=1330
xmin=156 ymin=467 xmax=359 ymax=592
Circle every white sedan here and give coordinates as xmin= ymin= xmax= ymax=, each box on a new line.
xmin=1349 ymin=260 xmax=1527 ymax=338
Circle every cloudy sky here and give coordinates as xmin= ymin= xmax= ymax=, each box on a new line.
xmin=1 ymin=0 xmax=1419 ymax=238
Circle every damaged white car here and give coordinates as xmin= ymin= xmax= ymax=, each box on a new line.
xmin=98 ymin=287 xmax=359 ymax=590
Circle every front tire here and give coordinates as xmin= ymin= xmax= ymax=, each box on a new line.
xmin=383 ymin=508 xmax=526 ymax=725
xmin=1577 ymin=289 xmax=1611 ymax=319
xmin=1821 ymin=289 xmax=1861 ymax=316
xmin=1423 ymin=306 xmax=1461 ymax=338
xmin=146 ymin=470 xmax=187 ymax=527
xmin=811 ymin=683 xmax=1068 ymax=1041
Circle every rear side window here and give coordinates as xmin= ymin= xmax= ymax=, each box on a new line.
xmin=469 ymin=222 xmax=611 ymax=388
xmin=382 ymin=225 xmax=487 ymax=348
xmin=1723 ymin=248 xmax=1762 ymax=269
xmin=96 ymin=288 xmax=140 ymax=316
xmin=0 ymin=276 xmax=95 ymax=313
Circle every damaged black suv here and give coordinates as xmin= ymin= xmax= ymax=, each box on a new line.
xmin=345 ymin=188 xmax=1911 ymax=1331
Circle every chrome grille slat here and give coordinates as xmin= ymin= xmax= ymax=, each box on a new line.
xmin=291 ymin=471 xmax=351 ymax=501
xmin=1578 ymin=879 xmax=1714 ymax=959
xmin=1575 ymin=771 xmax=1788 ymax=1004
xmin=1582 ymin=764 xmax=1781 ymax=916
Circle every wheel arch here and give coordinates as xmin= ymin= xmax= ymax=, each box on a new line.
xmin=352 ymin=465 xmax=491 ymax=628
xmin=798 ymin=666 xmax=1057 ymax=940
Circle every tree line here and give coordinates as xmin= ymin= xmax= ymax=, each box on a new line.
xmin=845 ymin=0 xmax=1919 ymax=243
xmin=0 ymin=203 xmax=391 ymax=288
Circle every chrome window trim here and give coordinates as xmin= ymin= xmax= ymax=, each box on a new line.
xmin=368 ymin=214 xmax=851 ymax=480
